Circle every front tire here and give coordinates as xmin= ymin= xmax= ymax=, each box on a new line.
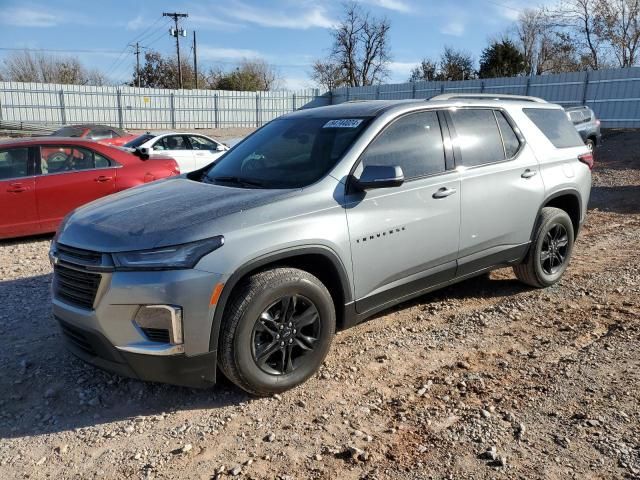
xmin=218 ymin=268 xmax=335 ymax=396
xmin=513 ymin=207 xmax=575 ymax=288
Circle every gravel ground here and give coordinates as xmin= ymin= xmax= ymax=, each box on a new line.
xmin=0 ymin=131 xmax=638 ymax=480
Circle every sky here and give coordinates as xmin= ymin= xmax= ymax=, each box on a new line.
xmin=0 ymin=0 xmax=551 ymax=90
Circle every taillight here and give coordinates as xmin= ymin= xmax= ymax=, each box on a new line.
xmin=578 ymin=152 xmax=594 ymax=170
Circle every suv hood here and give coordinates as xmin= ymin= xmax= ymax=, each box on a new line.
xmin=58 ymin=178 xmax=296 ymax=252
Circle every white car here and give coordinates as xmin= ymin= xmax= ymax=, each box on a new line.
xmin=123 ymin=132 xmax=229 ymax=173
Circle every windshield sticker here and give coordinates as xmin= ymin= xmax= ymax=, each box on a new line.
xmin=323 ymin=119 xmax=363 ymax=129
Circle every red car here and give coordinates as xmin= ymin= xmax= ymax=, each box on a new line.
xmin=50 ymin=124 xmax=138 ymax=146
xmin=0 ymin=137 xmax=180 ymax=239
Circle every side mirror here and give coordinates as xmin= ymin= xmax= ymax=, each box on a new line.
xmin=134 ymin=147 xmax=150 ymax=160
xmin=354 ymin=165 xmax=404 ymax=190
xmin=216 ymin=144 xmax=227 ymax=152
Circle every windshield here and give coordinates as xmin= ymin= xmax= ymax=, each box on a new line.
xmin=124 ymin=134 xmax=155 ymax=148
xmin=52 ymin=126 xmax=84 ymax=137
xmin=203 ymin=117 xmax=370 ymax=189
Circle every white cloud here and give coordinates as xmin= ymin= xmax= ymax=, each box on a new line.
xmin=126 ymin=15 xmax=144 ymax=31
xmin=441 ymin=21 xmax=465 ymax=36
xmin=0 ymin=7 xmax=59 ymax=27
xmin=220 ymin=1 xmax=335 ymax=29
xmin=363 ymin=0 xmax=412 ymax=13
xmin=388 ymin=61 xmax=419 ymax=81
xmin=198 ymin=46 xmax=262 ymax=61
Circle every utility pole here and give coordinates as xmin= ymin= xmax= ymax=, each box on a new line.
xmin=130 ymin=42 xmax=141 ymax=87
xmin=163 ymin=12 xmax=188 ymax=89
xmin=193 ymin=31 xmax=198 ymax=89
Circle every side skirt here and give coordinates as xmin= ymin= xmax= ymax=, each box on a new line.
xmin=342 ymin=242 xmax=530 ymax=329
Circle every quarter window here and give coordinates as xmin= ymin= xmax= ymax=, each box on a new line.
xmin=523 ymin=108 xmax=584 ymax=148
xmin=0 ymin=147 xmax=30 ymax=180
xmin=360 ymin=111 xmax=445 ymax=180
xmin=495 ymin=111 xmax=521 ymax=158
xmin=449 ymin=109 xmax=505 ymax=167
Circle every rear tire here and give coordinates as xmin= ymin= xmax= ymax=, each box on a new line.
xmin=513 ymin=207 xmax=575 ymax=288
xmin=218 ymin=268 xmax=335 ymax=396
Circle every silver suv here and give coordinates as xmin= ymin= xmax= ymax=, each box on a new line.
xmin=50 ymin=95 xmax=593 ymax=395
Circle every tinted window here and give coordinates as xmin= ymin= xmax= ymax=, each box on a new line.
xmin=51 ymin=126 xmax=84 ymax=137
xmin=524 ymin=108 xmax=584 ymax=148
xmin=189 ymin=136 xmax=218 ymax=150
xmin=361 ymin=111 xmax=445 ymax=179
xmin=204 ymin=117 xmax=370 ymax=189
xmin=450 ymin=109 xmax=505 ymax=166
xmin=89 ymin=128 xmax=114 ymax=140
xmin=0 ymin=147 xmax=29 ymax=180
xmin=39 ymin=146 xmax=111 ymax=174
xmin=124 ymin=134 xmax=154 ymax=148
xmin=154 ymin=135 xmax=187 ymax=151
xmin=495 ymin=112 xmax=521 ymax=158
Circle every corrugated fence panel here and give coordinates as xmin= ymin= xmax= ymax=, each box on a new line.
xmin=329 ymin=67 xmax=640 ymax=128
xmin=1 ymin=68 xmax=639 ymax=129
xmin=0 ymin=82 xmax=325 ymax=130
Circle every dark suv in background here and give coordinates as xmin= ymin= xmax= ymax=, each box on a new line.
xmin=565 ymin=106 xmax=602 ymax=151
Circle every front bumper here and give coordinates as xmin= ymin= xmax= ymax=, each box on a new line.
xmin=52 ymin=266 xmax=224 ymax=388
xmin=57 ymin=317 xmax=217 ymax=387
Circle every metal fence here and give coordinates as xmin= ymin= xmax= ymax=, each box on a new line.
xmin=2 ymin=67 xmax=640 ymax=130
xmin=330 ymin=67 xmax=640 ymax=128
xmin=0 ymin=82 xmax=330 ymax=130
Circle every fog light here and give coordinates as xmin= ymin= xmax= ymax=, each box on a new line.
xmin=134 ymin=305 xmax=183 ymax=344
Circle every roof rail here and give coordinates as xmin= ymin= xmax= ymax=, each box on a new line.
xmin=429 ymin=93 xmax=547 ymax=103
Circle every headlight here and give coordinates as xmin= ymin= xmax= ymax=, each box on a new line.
xmin=112 ymin=236 xmax=224 ymax=270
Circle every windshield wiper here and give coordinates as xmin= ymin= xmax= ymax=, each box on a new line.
xmin=207 ymin=175 xmax=267 ymax=188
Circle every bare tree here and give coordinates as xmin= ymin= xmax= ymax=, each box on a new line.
xmin=329 ymin=2 xmax=391 ymax=87
xmin=595 ymin=0 xmax=640 ymax=67
xmin=408 ymin=58 xmax=438 ymax=82
xmin=2 ymin=50 xmax=108 ymax=85
xmin=439 ymin=47 xmax=476 ymax=80
xmin=551 ymin=0 xmax=606 ymax=69
xmin=310 ymin=60 xmax=346 ymax=90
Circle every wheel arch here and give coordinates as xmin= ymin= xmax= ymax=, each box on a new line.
xmin=208 ymin=246 xmax=353 ymax=352
xmin=536 ymin=189 xmax=582 ymax=238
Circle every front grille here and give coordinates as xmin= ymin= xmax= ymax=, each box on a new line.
xmin=54 ymin=264 xmax=101 ymax=309
xmin=59 ymin=320 xmax=96 ymax=356
xmin=141 ymin=327 xmax=171 ymax=343
xmin=57 ymin=243 xmax=103 ymax=267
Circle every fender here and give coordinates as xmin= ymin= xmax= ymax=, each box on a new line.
xmin=208 ymin=245 xmax=353 ymax=352
xmin=529 ymin=188 xmax=583 ymax=243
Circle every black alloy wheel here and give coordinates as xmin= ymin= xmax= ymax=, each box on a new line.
xmin=540 ymin=224 xmax=569 ymax=275
xmin=251 ymin=295 xmax=320 ymax=375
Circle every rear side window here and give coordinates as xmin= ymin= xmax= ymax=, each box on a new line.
xmin=361 ymin=111 xmax=445 ymax=179
xmin=449 ymin=109 xmax=505 ymax=167
xmin=524 ymin=108 xmax=584 ymax=148
xmin=0 ymin=147 xmax=30 ymax=180
xmin=495 ymin=112 xmax=521 ymax=158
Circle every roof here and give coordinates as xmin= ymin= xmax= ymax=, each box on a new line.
xmin=283 ymin=96 xmax=560 ymax=121
xmin=0 ymin=136 xmax=121 ymax=147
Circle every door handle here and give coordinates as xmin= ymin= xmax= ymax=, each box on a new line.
xmin=521 ymin=169 xmax=537 ymax=179
xmin=432 ymin=187 xmax=457 ymax=199
xmin=6 ymin=183 xmax=27 ymax=193
xmin=94 ymin=175 xmax=113 ymax=182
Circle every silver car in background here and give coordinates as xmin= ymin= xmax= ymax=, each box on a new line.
xmin=50 ymin=95 xmax=592 ymax=396
xmin=564 ymin=105 xmax=602 ymax=151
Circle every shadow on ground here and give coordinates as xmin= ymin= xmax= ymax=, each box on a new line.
xmin=0 ymin=270 xmax=531 ymax=439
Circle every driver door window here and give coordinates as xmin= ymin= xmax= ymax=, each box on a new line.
xmin=39 ymin=146 xmax=112 ymax=174
xmin=188 ymin=136 xmax=218 ymax=151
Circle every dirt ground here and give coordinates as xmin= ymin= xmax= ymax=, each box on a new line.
xmin=0 ymin=131 xmax=638 ymax=480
